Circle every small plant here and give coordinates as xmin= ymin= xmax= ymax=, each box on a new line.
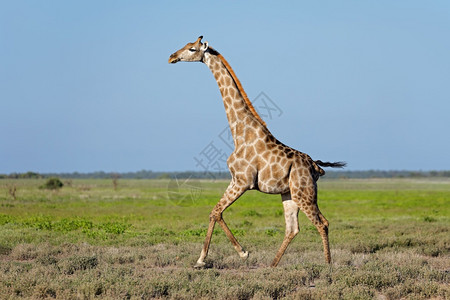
xmin=7 ymin=184 xmax=17 ymax=200
xmin=111 ymin=173 xmax=120 ymax=191
xmin=180 ymin=228 xmax=207 ymax=237
xmin=100 ymin=221 xmax=130 ymax=234
xmin=40 ymin=177 xmax=64 ymax=190
xmin=60 ymin=255 xmax=98 ymax=275
xmin=423 ymin=216 xmax=437 ymax=223
xmin=242 ymin=209 xmax=261 ymax=217
xmin=265 ymin=227 xmax=280 ymax=236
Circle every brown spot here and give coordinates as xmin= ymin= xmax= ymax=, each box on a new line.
xmin=284 ymin=148 xmax=294 ymax=159
xmin=299 ymin=168 xmax=306 ymax=176
xmin=255 ymin=140 xmax=266 ymax=152
xmin=236 ymin=111 xmax=246 ymax=121
xmin=244 ymin=146 xmax=256 ymax=161
xmin=271 ymin=165 xmax=283 ymax=178
xmin=229 ymin=88 xmax=236 ymax=98
xmin=261 ymin=150 xmax=270 ymax=161
xmin=235 ymin=123 xmax=244 ymax=136
xmin=268 ymin=178 xmax=278 ymax=187
xmin=260 ymin=167 xmax=270 ymax=181
xmin=280 ymin=158 xmax=289 ymax=166
xmin=250 ymin=156 xmax=259 ymax=166
xmin=224 ymin=96 xmax=232 ymax=105
xmin=230 ymin=110 xmax=237 ymax=123
xmin=235 ymin=147 xmax=245 ymax=157
xmin=222 ymin=88 xmax=229 ymax=97
xmin=244 ymin=127 xmax=257 ymax=141
xmin=235 ymin=159 xmax=247 ymax=170
xmin=255 ymin=128 xmax=264 ymax=139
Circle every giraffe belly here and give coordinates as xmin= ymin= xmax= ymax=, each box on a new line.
xmin=256 ymin=164 xmax=291 ymax=194
xmin=257 ymin=177 xmax=290 ymax=194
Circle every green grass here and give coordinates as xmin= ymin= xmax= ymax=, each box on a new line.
xmin=0 ymin=178 xmax=449 ymax=299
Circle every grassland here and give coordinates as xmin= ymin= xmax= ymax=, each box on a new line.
xmin=0 ymin=178 xmax=449 ymax=299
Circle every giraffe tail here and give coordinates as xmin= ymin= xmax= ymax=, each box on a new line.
xmin=313 ymin=160 xmax=346 ymax=178
xmin=315 ymin=160 xmax=347 ymax=168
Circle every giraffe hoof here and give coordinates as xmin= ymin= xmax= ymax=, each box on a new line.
xmin=239 ymin=251 xmax=249 ymax=260
xmin=194 ymin=261 xmax=206 ymax=269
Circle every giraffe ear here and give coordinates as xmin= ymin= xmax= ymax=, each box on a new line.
xmin=201 ymin=42 xmax=209 ymax=51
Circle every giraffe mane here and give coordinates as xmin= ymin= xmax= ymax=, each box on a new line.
xmin=216 ymin=54 xmax=267 ymax=127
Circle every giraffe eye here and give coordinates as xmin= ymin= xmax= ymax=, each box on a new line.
xmin=189 ymin=48 xmax=196 ymax=52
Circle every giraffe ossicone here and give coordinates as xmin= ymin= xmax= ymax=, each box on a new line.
xmin=169 ymin=36 xmax=346 ymax=268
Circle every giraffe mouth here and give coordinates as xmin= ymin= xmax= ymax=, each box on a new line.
xmin=168 ymin=55 xmax=180 ymax=64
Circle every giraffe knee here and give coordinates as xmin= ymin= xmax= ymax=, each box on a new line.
xmin=288 ymin=225 xmax=300 ymax=236
xmin=318 ymin=215 xmax=329 ymax=231
xmin=209 ymin=211 xmax=222 ymax=222
xmin=319 ymin=214 xmax=329 ymax=227
xmin=322 ymin=223 xmax=329 ymax=235
xmin=291 ymin=227 xmax=299 ymax=238
xmin=317 ymin=222 xmax=328 ymax=236
xmin=320 ymin=220 xmax=329 ymax=232
xmin=285 ymin=225 xmax=299 ymax=238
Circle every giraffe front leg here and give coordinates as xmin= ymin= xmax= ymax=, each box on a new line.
xmin=216 ymin=217 xmax=249 ymax=259
xmin=194 ymin=216 xmax=216 ymax=268
xmin=194 ymin=182 xmax=247 ymax=268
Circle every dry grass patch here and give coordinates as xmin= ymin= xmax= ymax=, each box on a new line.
xmin=0 ymin=178 xmax=449 ymax=299
xmin=0 ymin=242 xmax=448 ymax=299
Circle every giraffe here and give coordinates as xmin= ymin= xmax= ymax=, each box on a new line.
xmin=168 ymin=36 xmax=345 ymax=268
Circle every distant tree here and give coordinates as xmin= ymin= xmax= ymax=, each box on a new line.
xmin=40 ymin=177 xmax=64 ymax=190
xmin=157 ymin=173 xmax=171 ymax=180
xmin=23 ymin=171 xmax=41 ymax=179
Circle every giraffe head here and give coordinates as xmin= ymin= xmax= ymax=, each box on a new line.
xmin=168 ymin=36 xmax=209 ymax=64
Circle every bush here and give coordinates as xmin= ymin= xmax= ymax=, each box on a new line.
xmin=40 ymin=177 xmax=64 ymax=190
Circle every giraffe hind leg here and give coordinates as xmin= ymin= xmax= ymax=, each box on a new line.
xmin=290 ymin=167 xmax=331 ymax=264
xmin=271 ymin=193 xmax=300 ymax=267
xmin=298 ymin=197 xmax=331 ymax=264
xmin=317 ymin=211 xmax=331 ymax=263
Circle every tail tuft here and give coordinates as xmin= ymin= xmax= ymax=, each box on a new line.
xmin=315 ymin=160 xmax=346 ymax=168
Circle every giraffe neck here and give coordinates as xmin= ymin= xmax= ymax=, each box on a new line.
xmin=203 ymin=49 xmax=267 ymax=147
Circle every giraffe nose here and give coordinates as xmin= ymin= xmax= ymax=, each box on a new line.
xmin=168 ymin=53 xmax=179 ymax=64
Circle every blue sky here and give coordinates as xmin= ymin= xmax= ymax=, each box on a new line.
xmin=1 ymin=1 xmax=449 ymax=173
